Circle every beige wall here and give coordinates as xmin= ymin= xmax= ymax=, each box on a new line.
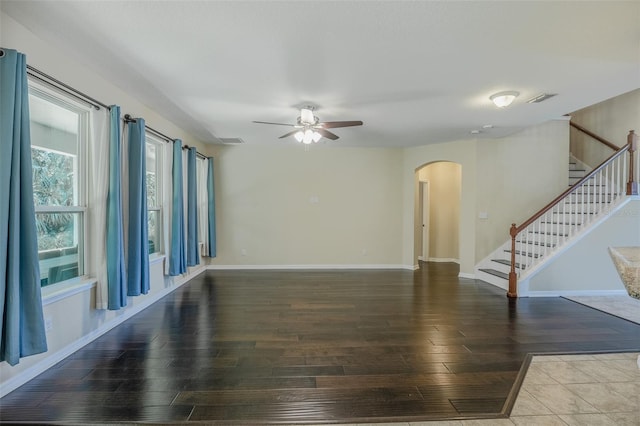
xmin=475 ymin=119 xmax=570 ymax=261
xmin=403 ymin=120 xmax=569 ymax=274
xmin=570 ymin=89 xmax=640 ymax=169
xmin=212 ymin=144 xmax=404 ymax=266
xmin=403 ymin=139 xmax=477 ymax=273
xmin=418 ymin=162 xmax=461 ymax=260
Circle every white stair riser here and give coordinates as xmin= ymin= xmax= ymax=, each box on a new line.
xmin=475 ymin=270 xmax=508 ymax=290
xmin=488 ymin=261 xmax=516 ymax=274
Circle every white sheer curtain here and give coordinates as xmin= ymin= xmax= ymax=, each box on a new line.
xmin=161 ymin=140 xmax=173 ymax=275
xmin=87 ymin=107 xmax=110 ymax=309
xmin=196 ymin=157 xmax=209 ymax=256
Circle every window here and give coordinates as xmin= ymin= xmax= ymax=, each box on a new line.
xmin=146 ymin=136 xmax=163 ymax=255
xmin=28 ymin=86 xmax=89 ymax=287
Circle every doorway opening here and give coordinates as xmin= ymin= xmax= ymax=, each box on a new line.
xmin=415 ymin=161 xmax=462 ymax=268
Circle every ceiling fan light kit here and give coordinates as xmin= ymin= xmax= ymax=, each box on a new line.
xmin=294 ymin=129 xmax=322 ymax=144
xmin=253 ymin=107 xmax=363 ymax=143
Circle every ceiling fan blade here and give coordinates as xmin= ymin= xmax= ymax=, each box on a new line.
xmin=278 ymin=129 xmax=301 ymax=139
xmin=319 ymin=120 xmax=363 ymax=129
xmin=253 ymin=120 xmax=295 ymax=127
xmin=317 ymin=128 xmax=340 ymax=140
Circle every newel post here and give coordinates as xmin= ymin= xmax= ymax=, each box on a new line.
xmin=508 ymin=223 xmax=518 ymax=298
xmin=627 ymin=130 xmax=638 ymax=196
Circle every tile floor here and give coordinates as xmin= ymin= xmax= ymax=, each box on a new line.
xmin=340 ymin=294 xmax=640 ymax=425
xmin=338 ymin=352 xmax=640 ymax=425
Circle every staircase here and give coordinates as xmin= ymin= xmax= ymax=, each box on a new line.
xmin=475 ymin=158 xmax=590 ymax=287
xmin=474 ymin=128 xmax=637 ymax=296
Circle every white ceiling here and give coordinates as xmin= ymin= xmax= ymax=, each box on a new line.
xmin=3 ymin=1 xmax=639 ymax=147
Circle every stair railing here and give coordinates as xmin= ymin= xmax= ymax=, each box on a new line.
xmin=507 ymin=130 xmax=637 ymax=298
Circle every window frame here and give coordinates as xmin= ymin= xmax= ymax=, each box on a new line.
xmin=145 ymin=134 xmax=164 ymax=256
xmin=28 ymin=81 xmax=90 ymax=286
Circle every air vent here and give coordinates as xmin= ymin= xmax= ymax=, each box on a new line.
xmin=527 ymin=93 xmax=557 ymax=104
xmin=219 ymin=138 xmax=245 ymax=144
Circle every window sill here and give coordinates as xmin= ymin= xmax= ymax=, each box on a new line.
xmin=40 ymin=255 xmax=166 ymax=306
xmin=41 ymin=277 xmax=97 ymax=306
xmin=149 ymin=253 xmax=166 ymax=266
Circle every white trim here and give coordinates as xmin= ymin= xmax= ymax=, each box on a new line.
xmin=149 ymin=253 xmax=166 ymax=266
xmin=41 ymin=278 xmax=96 ymax=306
xmin=427 ymin=257 xmax=460 ymax=263
xmin=207 ymin=264 xmax=409 ymax=270
xmin=524 ymin=289 xmax=629 ymax=298
xmin=458 ymin=272 xmax=475 ymax=279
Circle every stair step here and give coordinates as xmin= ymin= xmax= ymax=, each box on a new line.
xmin=564 ymin=200 xmax=612 ymax=204
xmin=515 ymin=240 xmax=556 ymax=247
xmin=478 ymin=268 xmax=509 ymax=280
xmin=552 ymin=211 xmax=595 ymax=215
xmin=528 ymin=231 xmax=569 ymax=237
xmin=492 ymin=259 xmax=524 ymax=270
xmin=504 ymin=249 xmax=541 ymax=258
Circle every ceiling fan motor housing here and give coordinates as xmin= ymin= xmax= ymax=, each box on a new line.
xmin=299 ymin=108 xmax=319 ymax=126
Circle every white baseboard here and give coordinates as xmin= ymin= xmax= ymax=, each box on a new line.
xmin=0 ymin=265 xmax=206 ymax=398
xmin=207 ymin=264 xmax=409 ymax=270
xmin=427 ymin=257 xmax=460 ymax=263
xmin=458 ymin=272 xmax=475 ymax=279
xmin=524 ymin=289 xmax=629 ymax=298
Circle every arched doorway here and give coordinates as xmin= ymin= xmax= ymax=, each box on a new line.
xmin=415 ymin=161 xmax=462 ymax=266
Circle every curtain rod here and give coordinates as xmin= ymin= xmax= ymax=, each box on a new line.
xmin=26 ymin=65 xmax=110 ymax=111
xmin=124 ymin=114 xmax=208 ymax=159
xmin=184 ymin=145 xmax=208 ymax=160
xmin=124 ymin=113 xmax=175 ymax=143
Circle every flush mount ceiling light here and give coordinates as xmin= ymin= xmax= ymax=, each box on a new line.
xmin=490 ymin=91 xmax=519 ymax=108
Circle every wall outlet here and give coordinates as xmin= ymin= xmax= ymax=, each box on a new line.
xmin=45 ymin=317 xmax=53 ymax=332
xmin=362 ymin=249 xmax=368 ymax=256
xmin=241 ymin=249 xmax=247 ymax=256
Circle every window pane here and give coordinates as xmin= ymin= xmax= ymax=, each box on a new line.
xmin=32 ymin=147 xmax=76 ymax=207
xmin=36 ymin=212 xmax=83 ymax=286
xmin=29 ymin=94 xmax=80 ymax=207
xmin=146 ymin=142 xmax=158 ymax=208
xmin=148 ymin=210 xmax=160 ymax=254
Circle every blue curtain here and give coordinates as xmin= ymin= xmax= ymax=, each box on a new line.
xmin=126 ymin=119 xmax=150 ymax=295
xmin=169 ymin=140 xmax=187 ymax=275
xmin=0 ymin=48 xmax=48 ymax=365
xmin=207 ymin=157 xmax=217 ymax=257
xmin=186 ymin=147 xmax=200 ymax=266
xmin=106 ymin=106 xmax=127 ymax=310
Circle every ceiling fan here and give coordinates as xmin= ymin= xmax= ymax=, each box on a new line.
xmin=253 ymin=107 xmax=363 ymax=144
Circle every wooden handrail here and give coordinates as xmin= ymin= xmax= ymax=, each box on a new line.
xmin=515 ymin=143 xmax=628 ymax=234
xmin=570 ymin=121 xmax=620 ymax=151
xmin=508 ymin=136 xmax=632 ymax=298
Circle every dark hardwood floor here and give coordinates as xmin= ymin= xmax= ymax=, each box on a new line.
xmin=2 ymin=262 xmax=640 ymax=424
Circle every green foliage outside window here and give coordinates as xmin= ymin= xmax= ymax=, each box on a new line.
xmin=32 ymin=148 xmax=75 ymax=250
